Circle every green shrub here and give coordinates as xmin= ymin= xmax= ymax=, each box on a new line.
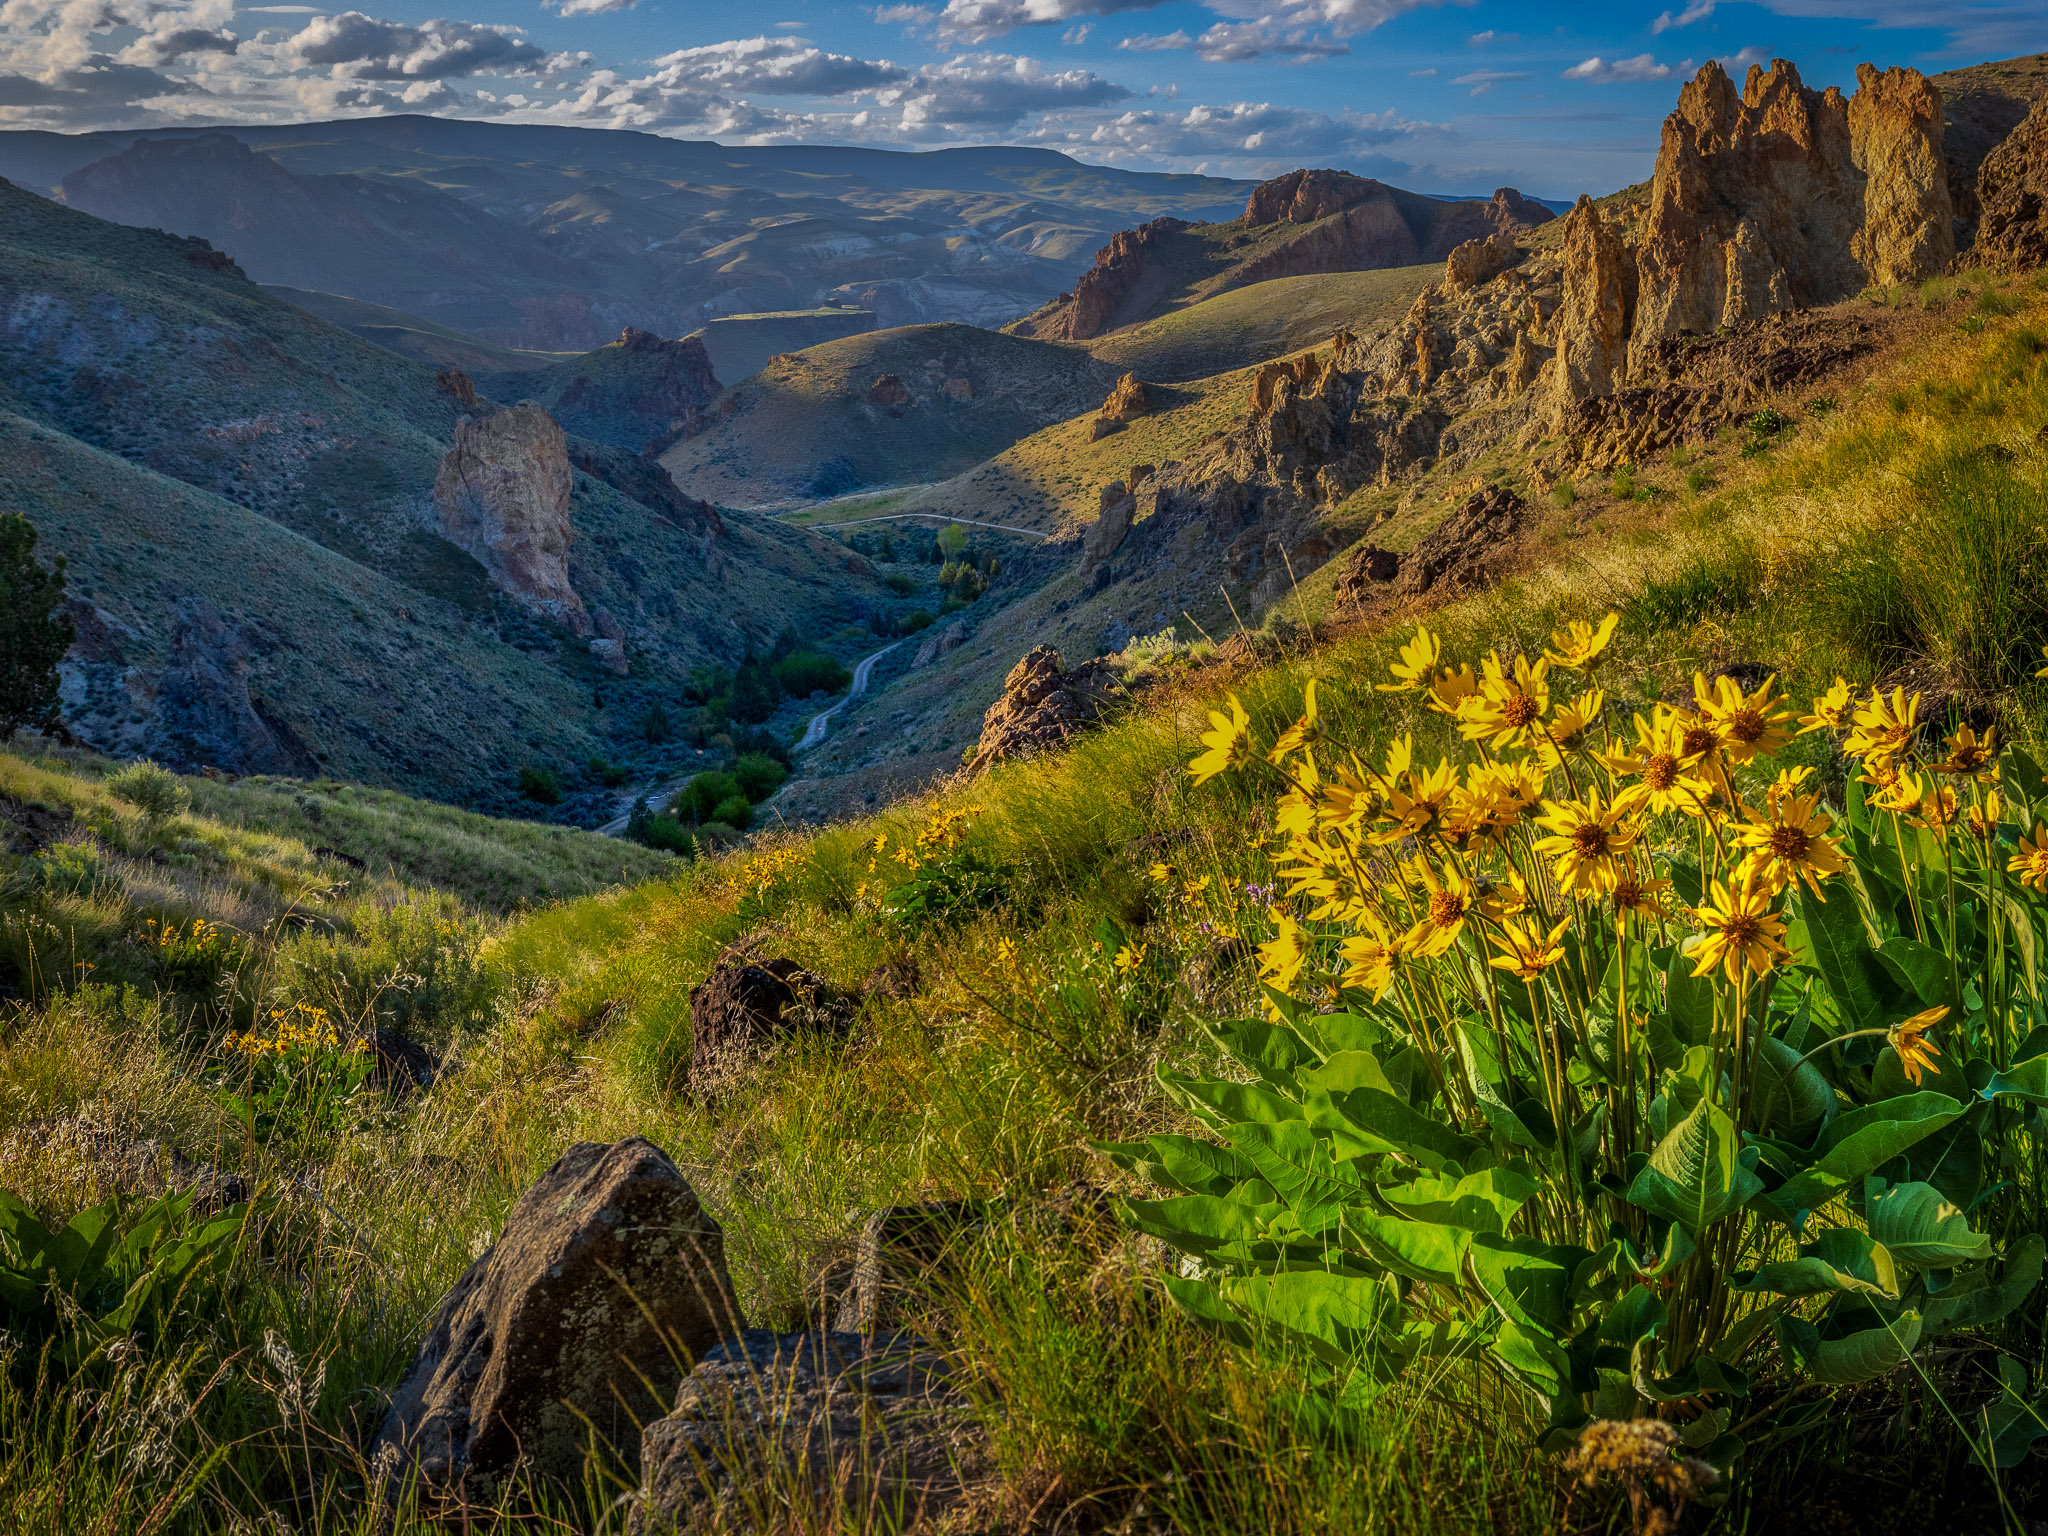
xmin=105 ymin=760 xmax=188 ymax=821
xmin=516 ymin=765 xmax=561 ymax=805
xmin=732 ymin=752 xmax=787 ymax=802
xmin=682 ymin=770 xmax=741 ymax=822
xmin=1549 ymin=480 xmax=1576 ymax=509
xmin=27 ymin=840 xmax=114 ymax=898
xmin=901 ymin=609 xmax=936 ymax=634
xmin=1684 ymin=466 xmax=1712 ymax=496
xmin=772 ymin=650 xmax=852 ymax=698
xmin=642 ymin=702 xmax=674 ymax=743
xmin=0 ymin=513 xmax=73 ymax=741
xmin=211 ymin=1004 xmax=374 ymax=1157
xmin=711 ymin=794 xmax=752 ymax=830
xmin=271 ymin=901 xmax=495 ymax=1041
xmin=586 ymin=755 xmax=630 ymax=788
xmin=884 ymin=572 xmax=917 ymax=596
xmin=1978 ymin=286 xmax=2021 ymax=317
xmin=1609 ymin=466 xmax=1637 ymax=499
xmin=639 ymin=813 xmax=696 ymax=855
xmin=1621 ymin=543 xmax=1760 ymax=631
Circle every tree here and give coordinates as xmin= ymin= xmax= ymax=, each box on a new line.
xmin=938 ymin=522 xmax=967 ymax=561
xmin=0 ymin=515 xmax=71 ymax=740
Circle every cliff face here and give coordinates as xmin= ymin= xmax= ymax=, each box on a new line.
xmin=1630 ymin=59 xmax=1952 ymax=361
xmin=1032 ymin=217 xmax=1194 ymax=342
xmin=523 ymin=327 xmax=724 ymax=456
xmin=1976 ymin=99 xmax=2048 ymax=273
xmin=434 ymin=404 xmax=587 ymax=632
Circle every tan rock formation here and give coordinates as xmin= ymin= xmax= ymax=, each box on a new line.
xmin=1976 ymin=99 xmax=2048 ymax=273
xmin=1849 ymin=63 xmax=1957 ymax=284
xmin=1444 ymin=231 xmax=1519 ymax=293
xmin=868 ymin=374 xmax=912 ymax=409
xmin=1549 ymin=197 xmax=1637 ymax=413
xmin=1099 ymin=372 xmax=1151 ymax=422
xmin=433 ymin=404 xmax=587 ymax=632
xmin=1084 ymin=480 xmax=1136 ymax=570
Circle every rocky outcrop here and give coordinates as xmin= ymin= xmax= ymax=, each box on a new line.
xmin=965 ymin=646 xmax=1129 ymax=773
xmin=1444 ymin=232 xmax=1519 ymax=293
xmin=434 ymin=404 xmax=587 ymax=632
xmin=1099 ymin=372 xmax=1151 ymax=423
xmin=1630 ymin=59 xmax=1951 ymax=363
xmin=435 ymin=368 xmax=482 ymax=412
xmin=687 ymin=958 xmax=851 ymax=1095
xmin=1243 ymin=168 xmax=1385 ymax=225
xmin=633 ymin=1331 xmax=981 ymax=1534
xmin=1548 ymin=197 xmax=1637 ymax=415
xmin=1084 ymin=479 xmax=1136 ymax=571
xmin=565 ymin=439 xmax=724 ymax=536
xmin=868 ymin=373 xmax=912 ymax=409
xmin=374 ymin=1138 xmax=736 ymax=1499
xmin=1976 ymin=99 xmax=2048 ymax=273
xmin=1042 ymin=216 xmax=1193 ymax=341
xmin=912 ymin=618 xmax=968 ymax=670
xmin=145 ymin=598 xmax=319 ymax=777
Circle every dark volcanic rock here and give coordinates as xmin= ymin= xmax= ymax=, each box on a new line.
xmin=964 ymin=646 xmax=1129 ymax=774
xmin=373 ymin=1137 xmax=737 ymax=1499
xmin=144 ymin=598 xmax=318 ymax=777
xmin=1392 ymin=485 xmax=1524 ymax=599
xmin=687 ymin=958 xmax=851 ymax=1094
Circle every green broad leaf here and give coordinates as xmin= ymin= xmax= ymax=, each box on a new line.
xmin=1598 ymin=1284 xmax=1668 ymax=1349
xmin=1297 ymin=1050 xmax=1401 ymax=1096
xmin=1306 ymin=1083 xmax=1483 ymax=1173
xmin=1339 ymin=1207 xmax=1475 ymax=1288
xmin=2006 ymin=747 xmax=2048 ymax=811
xmin=1999 ymin=892 xmax=2040 ymax=995
xmin=1468 ymin=1235 xmax=1583 ymax=1333
xmin=1625 ymin=1097 xmax=1764 ymax=1237
xmin=1750 ymin=1035 xmax=1837 ymax=1136
xmin=1762 ymin=1093 xmax=1967 ymax=1225
xmin=1777 ymin=1307 xmax=1923 ymax=1385
xmin=1847 ymin=772 xmax=1873 ymax=834
xmin=1299 ymin=1010 xmax=1401 ymax=1056
xmin=1974 ymin=1354 xmax=2048 ymax=1470
xmin=1454 ymin=1022 xmax=1545 ymax=1150
xmin=1872 ymin=1040 xmax=1969 ymax=1102
xmin=1378 ymin=1167 xmax=1539 ymax=1234
xmin=1215 ymin=1269 xmax=1403 ymax=1369
xmin=1619 ymin=1218 xmax=1696 ymax=1280
xmin=1800 ymin=883 xmax=1907 ymax=1034
xmin=1731 ymin=1226 xmax=1898 ymax=1299
xmin=1228 ymin=1120 xmax=1370 ymax=1235
xmin=1897 ymin=1116 xmax=1985 ymax=1211
xmin=1158 ymin=1068 xmax=1302 ymax=1130
xmin=1492 ymin=1318 xmax=1573 ymax=1400
xmin=1096 ymin=1134 xmax=1252 ymax=1197
xmin=1161 ymin=1275 xmax=1253 ymax=1347
xmin=1663 ymin=947 xmax=1715 ymax=1052
xmin=1876 ymin=936 xmax=1953 ymax=1007
xmin=1121 ymin=1193 xmax=1283 ymax=1257
xmin=1205 ymin=1016 xmax=1322 ymax=1089
xmin=1980 ymin=1054 xmax=2048 ymax=1105
xmin=1923 ymin=1233 xmax=2047 ymax=1335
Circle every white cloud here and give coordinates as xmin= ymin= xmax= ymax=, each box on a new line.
xmin=643 ymin=35 xmax=905 ymax=96
xmin=1059 ymin=20 xmax=1089 ymax=42
xmin=934 ymin=0 xmax=1163 ymax=45
xmin=1041 ymin=96 xmax=1442 ymax=176
xmin=1118 ymin=29 xmax=1190 ymax=49
xmin=873 ymin=50 xmax=1127 ymax=132
xmin=1407 ymin=65 xmax=1433 ymax=75
xmin=284 ymin=11 xmax=546 ymax=79
xmin=1119 ymin=19 xmax=1345 ymax=60
xmin=1712 ymin=45 xmax=1769 ymax=71
xmin=869 ymin=3 xmax=933 ymax=21
xmin=1452 ymin=68 xmax=1525 ymax=95
xmin=118 ymin=25 xmax=239 ymax=64
xmin=1652 ymin=0 xmax=1713 ymax=31
xmin=1561 ymin=53 xmax=1687 ymax=83
xmin=554 ymin=0 xmax=636 ymax=15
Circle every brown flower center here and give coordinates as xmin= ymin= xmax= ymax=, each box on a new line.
xmin=1501 ymin=694 xmax=1540 ymax=728
xmin=1681 ymin=726 xmax=1718 ymax=758
xmin=1428 ymin=891 xmax=1466 ymax=927
xmin=1614 ymin=878 xmax=1643 ymax=908
xmin=1767 ymin=824 xmax=1811 ymax=860
xmin=1727 ymin=708 xmax=1768 ymax=744
xmin=1720 ymin=914 xmax=1762 ymax=947
xmin=1644 ymin=755 xmax=1679 ymax=791
xmin=1571 ymin=823 xmax=1610 ymax=857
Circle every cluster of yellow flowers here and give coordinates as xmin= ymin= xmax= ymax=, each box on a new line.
xmin=147 ymin=916 xmax=235 ymax=956
xmin=226 ymin=1003 xmax=357 ymax=1061
xmin=1194 ymin=614 xmax=2008 ymax=1084
xmin=737 ymin=846 xmax=808 ymax=900
xmin=856 ymin=806 xmax=983 ymax=899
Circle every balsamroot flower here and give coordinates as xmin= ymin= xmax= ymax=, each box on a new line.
xmin=1339 ymin=909 xmax=1404 ymax=999
xmin=1799 ymin=677 xmax=1855 ymax=735
xmin=1378 ymin=626 xmax=1444 ymax=693
xmin=1843 ymin=686 xmax=1920 ymax=765
xmin=1732 ymin=783 xmax=1847 ymax=899
xmin=1404 ymin=862 xmax=1481 ymax=957
xmin=1688 ymin=875 xmax=1791 ymax=984
xmin=1930 ymin=723 xmax=1997 ymax=781
xmin=2010 ymin=823 xmax=2048 ymax=893
xmin=1258 ymin=911 xmax=1307 ymax=993
xmin=1543 ymin=611 xmax=1619 ymax=670
xmin=1488 ymin=915 xmax=1571 ymax=981
xmin=1693 ymin=671 xmax=1792 ymax=763
xmin=1267 ymin=678 xmax=1322 ymax=765
xmin=1190 ymin=694 xmax=1255 ymax=784
xmin=1456 ymin=653 xmax=1552 ymax=752
xmin=1533 ymin=788 xmax=1650 ymax=896
xmin=1611 ymin=873 xmax=1673 ymax=919
xmin=1888 ymin=1005 xmax=1946 ymax=1085
xmin=1598 ymin=710 xmax=1715 ymax=815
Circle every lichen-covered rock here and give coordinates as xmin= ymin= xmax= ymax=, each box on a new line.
xmin=433 ymin=404 xmax=587 ymax=632
xmin=1098 ymin=371 xmax=1151 ymax=422
xmin=1977 ymin=99 xmax=2048 ymax=273
xmin=632 ymin=1331 xmax=982 ymax=1535
xmin=687 ymin=958 xmax=850 ymax=1095
xmin=373 ymin=1138 xmax=736 ymax=1499
xmin=964 ymin=646 xmax=1127 ymax=774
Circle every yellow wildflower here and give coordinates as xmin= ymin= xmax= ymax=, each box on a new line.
xmin=1259 ymin=911 xmax=1307 ymax=993
xmin=1339 ymin=909 xmax=1404 ymax=1000
xmin=1488 ymin=915 xmax=1571 ymax=982
xmin=1688 ymin=875 xmax=1791 ymax=985
xmin=1380 ymin=627 xmax=1445 ymax=693
xmin=1843 ymin=686 xmax=1920 ymax=765
xmin=1456 ymin=653 xmax=1552 ymax=753
xmin=1888 ymin=1005 xmax=1946 ymax=1086
xmin=1732 ymin=783 xmax=1847 ymax=900
xmin=1611 ymin=873 xmax=1673 ymax=920
xmin=1404 ymin=863 xmax=1482 ymax=958
xmin=1267 ymin=679 xmax=1322 ymax=765
xmin=1799 ymin=678 xmax=1857 ymax=736
xmin=1693 ymin=671 xmax=1792 ymax=764
xmin=1114 ymin=943 xmax=1148 ymax=974
xmin=1191 ymin=695 xmax=1256 ymax=785
xmin=1376 ymin=758 xmax=1459 ymax=845
xmin=1597 ymin=709 xmax=1715 ymax=816
xmin=1930 ymin=723 xmax=1998 ymax=782
xmin=2009 ymin=824 xmax=2048 ymax=893
xmin=1966 ymin=791 xmax=2004 ymax=840
xmin=1543 ymin=612 xmax=1620 ymax=670
xmin=1425 ymin=664 xmax=1481 ymax=716
xmin=1543 ymin=689 xmax=1605 ymax=759
xmin=1532 ymin=788 xmax=1649 ymax=897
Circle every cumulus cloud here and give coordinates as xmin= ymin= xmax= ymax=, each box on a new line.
xmin=1652 ymin=0 xmax=1713 ymax=31
xmin=934 ymin=0 xmax=1165 ymax=45
xmin=284 ymin=12 xmax=547 ymax=79
xmin=1711 ymin=45 xmax=1769 ymax=72
xmin=553 ymin=0 xmax=637 ymax=16
xmin=644 ymin=35 xmax=905 ymax=96
xmin=871 ymin=50 xmax=1126 ymax=132
xmin=1121 ymin=19 xmax=1347 ymax=61
xmin=1452 ymin=68 xmax=1525 ymax=95
xmin=1042 ymin=96 xmax=1439 ymax=175
xmin=119 ymin=26 xmax=239 ymax=64
xmin=0 ymin=58 xmax=195 ymax=122
xmin=1561 ymin=53 xmax=1687 ymax=83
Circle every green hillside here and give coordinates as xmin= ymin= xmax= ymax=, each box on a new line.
xmin=660 ymin=321 xmax=1125 ymax=505
xmin=685 ymin=306 xmax=877 ymax=387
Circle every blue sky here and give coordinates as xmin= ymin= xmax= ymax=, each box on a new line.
xmin=1 ymin=0 xmax=2041 ymax=198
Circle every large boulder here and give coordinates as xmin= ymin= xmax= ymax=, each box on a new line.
xmin=1443 ymin=231 xmax=1519 ymax=293
xmin=433 ymin=403 xmax=587 ymax=633
xmin=1098 ymin=371 xmax=1151 ymax=423
xmin=963 ymin=646 xmax=1126 ymax=774
xmin=687 ymin=957 xmax=850 ymax=1095
xmin=1976 ymin=99 xmax=2048 ymax=274
xmin=633 ymin=1330 xmax=981 ymax=1534
xmin=373 ymin=1138 xmax=736 ymax=1498
xmin=1083 ymin=480 xmax=1136 ymax=571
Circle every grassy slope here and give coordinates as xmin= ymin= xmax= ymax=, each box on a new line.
xmin=684 ymin=307 xmax=877 ymax=389
xmin=1 ymin=268 xmax=2045 ymax=1536
xmin=660 ymin=322 xmax=1124 ymax=506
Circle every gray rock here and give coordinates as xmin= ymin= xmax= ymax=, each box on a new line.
xmin=632 ymin=1330 xmax=982 ymax=1534
xmin=373 ymin=1137 xmax=738 ymax=1499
